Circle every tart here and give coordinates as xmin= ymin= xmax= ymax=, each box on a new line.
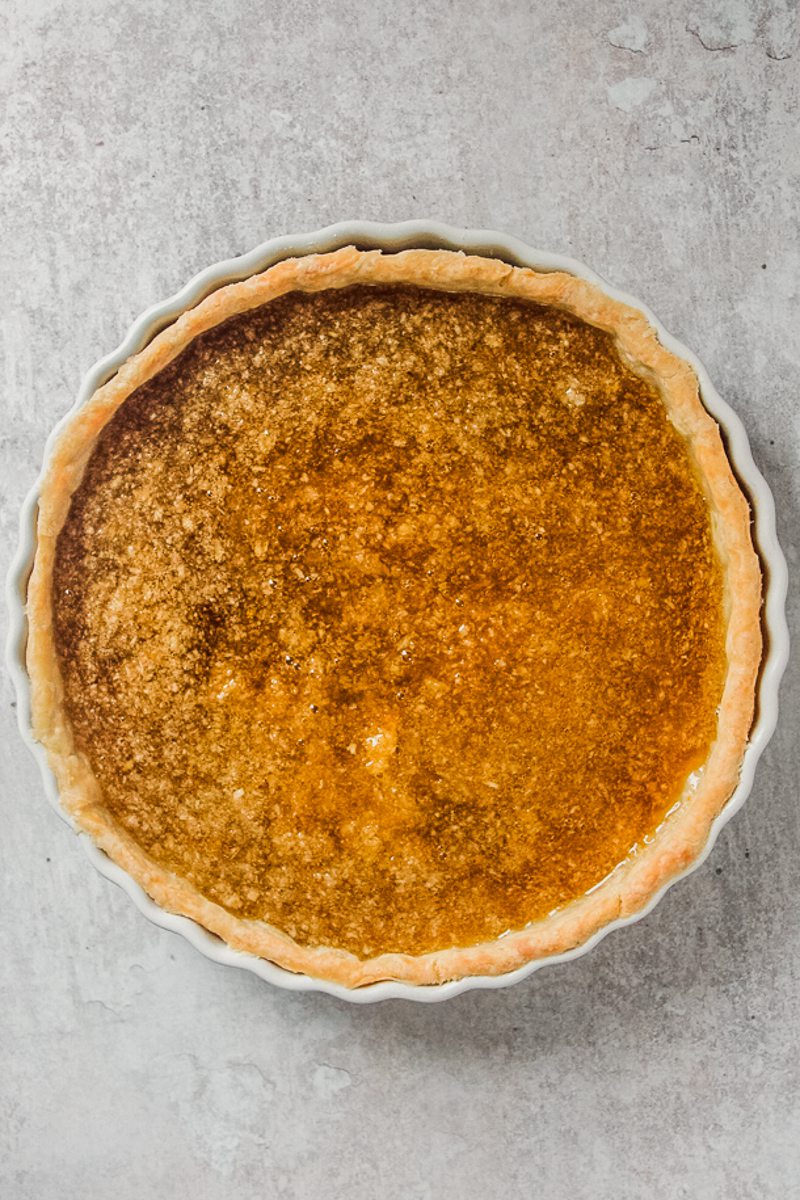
xmin=27 ymin=247 xmax=762 ymax=987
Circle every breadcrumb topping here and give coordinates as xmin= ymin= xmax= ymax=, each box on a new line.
xmin=53 ymin=286 xmax=726 ymax=957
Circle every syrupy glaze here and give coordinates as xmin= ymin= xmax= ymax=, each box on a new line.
xmin=54 ymin=286 xmax=727 ymax=958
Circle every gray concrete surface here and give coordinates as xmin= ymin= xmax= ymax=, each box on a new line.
xmin=1 ymin=2 xmax=798 ymax=1197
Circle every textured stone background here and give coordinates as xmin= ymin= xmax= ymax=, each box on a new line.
xmin=1 ymin=2 xmax=798 ymax=1197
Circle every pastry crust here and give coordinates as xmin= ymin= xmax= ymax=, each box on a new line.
xmin=26 ymin=248 xmax=762 ymax=988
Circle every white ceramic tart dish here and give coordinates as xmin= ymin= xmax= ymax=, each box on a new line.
xmin=8 ymin=222 xmax=789 ymax=1002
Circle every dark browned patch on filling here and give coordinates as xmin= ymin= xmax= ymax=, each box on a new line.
xmin=54 ymin=286 xmax=726 ymax=957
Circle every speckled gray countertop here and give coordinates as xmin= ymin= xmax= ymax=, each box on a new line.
xmin=1 ymin=2 xmax=798 ymax=1197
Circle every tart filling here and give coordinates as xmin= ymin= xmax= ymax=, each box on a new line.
xmin=27 ymin=249 xmax=761 ymax=986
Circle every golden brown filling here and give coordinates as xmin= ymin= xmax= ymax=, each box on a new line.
xmin=54 ymin=285 xmax=726 ymax=958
